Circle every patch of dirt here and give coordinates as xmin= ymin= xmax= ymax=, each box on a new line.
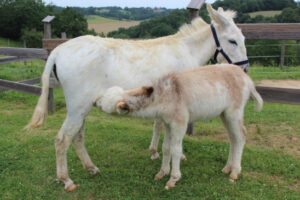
xmin=258 ymin=79 xmax=300 ymax=89
xmin=244 ymin=171 xmax=300 ymax=192
xmin=195 ymin=124 xmax=300 ymax=158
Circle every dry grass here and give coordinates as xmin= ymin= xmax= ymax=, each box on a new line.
xmin=249 ymin=10 xmax=282 ymax=18
xmin=258 ymin=79 xmax=300 ymax=89
xmin=244 ymin=172 xmax=300 ymax=192
xmin=88 ymin=21 xmax=141 ymax=34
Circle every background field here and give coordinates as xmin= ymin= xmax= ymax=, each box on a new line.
xmin=248 ymin=10 xmax=282 ymax=18
xmin=0 ymin=37 xmax=22 ymax=48
xmin=86 ymin=15 xmax=141 ymax=34
xmin=0 ymin=61 xmax=300 ymax=199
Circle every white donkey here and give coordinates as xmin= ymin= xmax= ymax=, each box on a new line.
xmin=27 ymin=4 xmax=249 ymax=191
xmin=99 ymin=64 xmax=263 ymax=189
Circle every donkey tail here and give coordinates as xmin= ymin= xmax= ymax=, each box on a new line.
xmin=25 ymin=51 xmax=57 ymax=129
xmin=250 ymin=84 xmax=263 ymax=112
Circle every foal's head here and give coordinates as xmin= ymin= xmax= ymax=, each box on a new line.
xmin=207 ymin=4 xmax=249 ymax=72
xmin=99 ymin=86 xmax=154 ymax=115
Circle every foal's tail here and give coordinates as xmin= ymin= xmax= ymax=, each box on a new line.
xmin=25 ymin=51 xmax=57 ymax=129
xmin=250 ymin=83 xmax=263 ymax=112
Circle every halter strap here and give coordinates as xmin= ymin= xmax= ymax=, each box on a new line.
xmin=210 ymin=23 xmax=249 ymax=70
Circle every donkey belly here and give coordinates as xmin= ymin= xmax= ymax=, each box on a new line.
xmin=188 ymin=95 xmax=228 ymax=122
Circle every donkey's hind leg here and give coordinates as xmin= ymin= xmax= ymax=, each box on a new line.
xmin=72 ymin=121 xmax=99 ymax=175
xmin=55 ymin=115 xmax=83 ymax=191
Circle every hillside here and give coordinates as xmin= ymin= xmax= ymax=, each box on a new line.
xmin=73 ymin=7 xmax=172 ymax=20
xmin=86 ymin=15 xmax=141 ymax=34
xmin=249 ymin=10 xmax=282 ymax=18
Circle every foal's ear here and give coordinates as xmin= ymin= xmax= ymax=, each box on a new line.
xmin=116 ymin=101 xmax=130 ymax=115
xmin=142 ymin=86 xmax=154 ymax=97
xmin=207 ymin=4 xmax=229 ymax=27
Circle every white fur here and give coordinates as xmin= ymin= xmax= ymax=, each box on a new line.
xmin=98 ymin=87 xmax=124 ymax=114
xmin=26 ymin=4 xmax=249 ymax=190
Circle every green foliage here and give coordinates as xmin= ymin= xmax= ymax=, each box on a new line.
xmin=0 ymin=1 xmax=91 ymax=43
xmin=52 ymin=7 xmax=88 ymax=38
xmin=0 ymin=0 xmax=52 ymax=39
xmin=21 ymin=28 xmax=43 ymax=48
xmin=213 ymin=0 xmax=297 ymax=13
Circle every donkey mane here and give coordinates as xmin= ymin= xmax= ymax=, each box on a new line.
xmin=177 ymin=18 xmax=208 ymax=38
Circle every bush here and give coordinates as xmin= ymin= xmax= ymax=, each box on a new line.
xmin=21 ymin=28 xmax=43 ymax=48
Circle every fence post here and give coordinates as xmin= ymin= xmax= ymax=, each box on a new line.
xmin=42 ymin=16 xmax=55 ymax=113
xmin=61 ymin=32 xmax=67 ymax=39
xmin=186 ymin=0 xmax=205 ymax=135
xmin=280 ymin=40 xmax=286 ymax=68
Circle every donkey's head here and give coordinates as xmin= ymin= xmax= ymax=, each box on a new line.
xmin=207 ymin=4 xmax=249 ymax=72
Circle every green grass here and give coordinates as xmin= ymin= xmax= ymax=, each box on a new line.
xmin=0 ymin=37 xmax=23 ymax=47
xmin=248 ymin=10 xmax=282 ymax=18
xmin=0 ymin=59 xmax=45 ymax=81
xmin=86 ymin=15 xmax=120 ymax=24
xmin=249 ymin=65 xmax=300 ymax=82
xmin=0 ymin=62 xmax=299 ymax=199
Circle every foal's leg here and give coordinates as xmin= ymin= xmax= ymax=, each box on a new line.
xmin=149 ymin=120 xmax=163 ymax=160
xmin=72 ymin=121 xmax=99 ymax=175
xmin=154 ymin=124 xmax=171 ymax=180
xmin=165 ymin=122 xmax=186 ymax=189
xmin=55 ymin=115 xmax=84 ymax=191
xmin=221 ymin=112 xmax=246 ymax=182
xmin=149 ymin=120 xmax=187 ymax=161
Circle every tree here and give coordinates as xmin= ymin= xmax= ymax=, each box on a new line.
xmin=0 ymin=0 xmax=51 ymax=39
xmin=52 ymin=7 xmax=88 ymax=38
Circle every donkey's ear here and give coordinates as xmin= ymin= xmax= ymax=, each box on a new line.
xmin=207 ymin=4 xmax=229 ymax=27
xmin=143 ymin=86 xmax=154 ymax=97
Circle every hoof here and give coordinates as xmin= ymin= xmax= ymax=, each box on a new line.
xmin=65 ymin=183 xmax=77 ymax=191
xmin=151 ymin=152 xmax=160 ymax=160
xmin=165 ymin=181 xmax=176 ymax=190
xmin=180 ymin=154 xmax=187 ymax=161
xmin=154 ymin=171 xmax=164 ymax=180
xmin=149 ymin=147 xmax=157 ymax=154
xmin=229 ymin=173 xmax=238 ymax=182
xmin=87 ymin=167 xmax=100 ymax=175
xmin=222 ymin=166 xmax=231 ymax=174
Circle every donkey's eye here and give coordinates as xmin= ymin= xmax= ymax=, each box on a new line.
xmin=229 ymin=39 xmax=238 ymax=46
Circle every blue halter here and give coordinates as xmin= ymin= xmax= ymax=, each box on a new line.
xmin=210 ymin=23 xmax=249 ymax=72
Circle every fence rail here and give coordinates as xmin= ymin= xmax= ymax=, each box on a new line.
xmin=237 ymin=23 xmax=300 ymax=40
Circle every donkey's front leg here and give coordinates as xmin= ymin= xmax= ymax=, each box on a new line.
xmin=149 ymin=120 xmax=163 ymax=160
xmin=165 ymin=122 xmax=187 ymax=189
xmin=155 ymin=124 xmax=171 ymax=180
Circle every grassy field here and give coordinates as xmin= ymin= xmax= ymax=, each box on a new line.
xmin=86 ymin=15 xmax=141 ymax=35
xmin=0 ymin=37 xmax=22 ymax=47
xmin=248 ymin=10 xmax=282 ymax=18
xmin=86 ymin=15 xmax=119 ymax=24
xmin=0 ymin=62 xmax=300 ymax=199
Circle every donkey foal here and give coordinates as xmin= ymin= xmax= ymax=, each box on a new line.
xmin=98 ymin=64 xmax=263 ymax=189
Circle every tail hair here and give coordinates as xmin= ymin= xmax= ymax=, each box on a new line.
xmin=250 ymin=86 xmax=263 ymax=112
xmin=25 ymin=53 xmax=56 ymax=129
